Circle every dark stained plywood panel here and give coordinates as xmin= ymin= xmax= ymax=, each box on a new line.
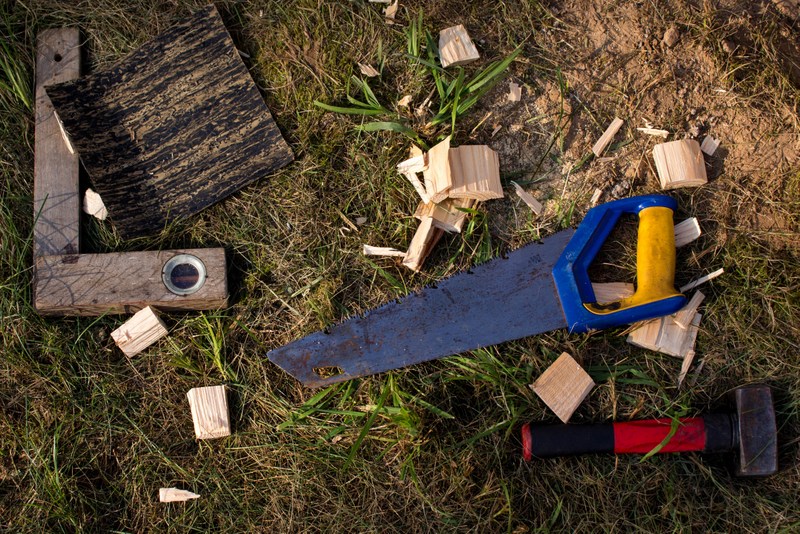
xmin=35 ymin=248 xmax=228 ymax=316
xmin=45 ymin=5 xmax=293 ymax=239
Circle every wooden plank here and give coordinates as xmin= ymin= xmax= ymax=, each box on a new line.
xmin=44 ymin=6 xmax=294 ymax=239
xmin=34 ymin=248 xmax=227 ymax=315
xmin=591 ymin=117 xmax=624 ymax=157
xmin=160 ymin=488 xmax=200 ymax=503
xmin=674 ymin=217 xmax=701 ymax=247
xmin=422 ymin=136 xmax=452 ymax=203
xmin=653 ymin=139 xmax=708 ymax=190
xmin=33 ymin=28 xmax=81 ymax=257
xmin=438 ymin=24 xmax=480 ymax=68
xmin=187 ymin=385 xmax=230 ymax=440
xmin=530 ymin=352 xmax=595 ymax=423
xmin=111 ymin=306 xmax=169 ymax=356
xmin=447 ymin=145 xmax=503 ymax=201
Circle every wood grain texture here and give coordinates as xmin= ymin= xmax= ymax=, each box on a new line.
xmin=591 ymin=117 xmax=624 ymax=157
xmin=448 ymin=146 xmax=503 ymax=200
xmin=111 ymin=306 xmax=169 ymax=356
xmin=653 ymin=139 xmax=707 ymax=190
xmin=187 ymin=385 xmax=230 ymax=440
xmin=44 ymin=5 xmax=293 ymax=239
xmin=530 ymin=352 xmax=595 ymax=423
xmin=34 ymin=248 xmax=227 ymax=315
xmin=34 ymin=28 xmax=81 ymax=257
xmin=438 ymin=25 xmax=480 ymax=67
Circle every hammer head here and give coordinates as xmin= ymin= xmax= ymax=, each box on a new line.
xmin=735 ymin=385 xmax=777 ymax=476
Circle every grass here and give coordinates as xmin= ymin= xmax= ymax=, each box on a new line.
xmin=1 ymin=0 xmax=799 ymax=531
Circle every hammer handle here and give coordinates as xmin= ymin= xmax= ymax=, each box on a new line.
xmin=522 ymin=414 xmax=736 ymax=461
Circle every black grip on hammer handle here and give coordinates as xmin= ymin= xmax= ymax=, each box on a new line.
xmin=522 ymin=421 xmax=615 ymax=459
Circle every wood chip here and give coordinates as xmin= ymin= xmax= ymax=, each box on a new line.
xmin=355 ymin=216 xmax=367 ymax=226
xmin=636 ymin=127 xmax=670 ymax=138
xmin=627 ymin=312 xmax=701 ymax=358
xmin=653 ymin=139 xmax=708 ymax=190
xmin=511 ymin=181 xmax=542 ymax=215
xmin=358 ymin=62 xmax=380 ymax=77
xmin=187 ymin=385 xmax=231 ymax=440
xmin=413 ymin=198 xmax=476 ymax=233
xmin=700 ymin=135 xmax=720 ymax=156
xmin=491 ymin=125 xmax=502 ymax=137
xmin=384 ymin=0 xmax=398 ymax=23
xmin=508 ymin=82 xmax=522 ymax=102
xmin=422 ymin=136 xmax=452 ymax=203
xmin=530 ymin=353 xmax=595 ymax=423
xmin=591 ymin=282 xmax=634 ymax=304
xmin=680 ymin=268 xmax=724 ymax=293
xmin=447 ymin=145 xmax=503 ymax=201
xmin=110 ymin=306 xmax=168 ymax=357
xmin=363 ymin=245 xmax=406 ymax=257
xmin=674 ymin=291 xmax=705 ymax=330
xmin=402 ymin=217 xmax=441 ymax=272
xmin=674 ymin=217 xmax=702 ymax=247
xmin=677 ymin=349 xmax=697 ymax=387
xmin=397 ymin=154 xmax=427 ymax=174
xmin=83 ymin=188 xmax=108 ymax=220
xmin=398 ymin=94 xmax=412 ymax=107
xmin=438 ymin=24 xmax=480 ymax=67
xmin=159 ymin=488 xmax=200 ymax=503
xmin=590 ymin=188 xmax=603 ymax=206
xmin=591 ymin=117 xmax=624 ymax=157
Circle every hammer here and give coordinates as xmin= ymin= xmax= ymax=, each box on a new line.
xmin=521 ymin=385 xmax=777 ymax=476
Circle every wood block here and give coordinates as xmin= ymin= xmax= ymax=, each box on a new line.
xmin=44 ymin=6 xmax=294 ymax=239
xmin=627 ymin=312 xmax=701 ymax=358
xmin=591 ymin=282 xmax=634 ymax=304
xmin=653 ymin=139 xmax=708 ymax=190
xmin=111 ymin=306 xmax=168 ymax=356
xmin=530 ymin=353 xmax=595 ymax=423
xmin=159 ymin=488 xmax=200 ymax=503
xmin=34 ymin=248 xmax=227 ymax=315
xmin=438 ymin=25 xmax=480 ymax=68
xmin=187 ymin=385 xmax=231 ymax=440
xmin=674 ymin=217 xmax=702 ymax=247
xmin=422 ymin=136 xmax=452 ymax=203
xmin=511 ymin=181 xmax=542 ymax=215
xmin=447 ymin=145 xmax=503 ymax=201
xmin=402 ymin=217 xmax=443 ymax=272
xmin=673 ymin=291 xmax=705 ymax=330
xmin=592 ymin=117 xmax=624 ymax=157
xmin=34 ymin=28 xmax=81 ymax=257
xmin=700 ymin=135 xmax=720 ymax=156
xmin=414 ymin=197 xmax=476 ymax=233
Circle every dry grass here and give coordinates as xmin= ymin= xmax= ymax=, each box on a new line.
xmin=1 ymin=0 xmax=799 ymax=531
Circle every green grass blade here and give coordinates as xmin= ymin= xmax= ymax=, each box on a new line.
xmin=357 ymin=121 xmax=427 ymax=148
xmin=345 ymin=380 xmax=391 ymax=467
xmin=314 ymin=100 xmax=387 ymax=116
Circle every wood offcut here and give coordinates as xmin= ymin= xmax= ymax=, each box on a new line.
xmin=111 ymin=306 xmax=168 ymax=357
xmin=438 ymin=25 xmax=480 ymax=67
xmin=45 ymin=6 xmax=294 ymax=239
xmin=187 ymin=385 xmax=231 ymax=440
xmin=530 ymin=352 xmax=595 ymax=423
xmin=592 ymin=117 xmax=624 ymax=157
xmin=653 ymin=139 xmax=708 ymax=190
xmin=448 ymin=145 xmax=503 ymax=200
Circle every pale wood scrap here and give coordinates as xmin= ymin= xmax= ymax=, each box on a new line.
xmin=402 ymin=217 xmax=443 ymax=272
xmin=508 ymin=82 xmax=522 ymax=102
xmin=358 ymin=62 xmax=380 ymax=77
xmin=636 ymin=127 xmax=670 ymax=138
xmin=422 ymin=136 xmax=452 ymax=203
xmin=398 ymin=94 xmax=412 ymax=107
xmin=511 ymin=181 xmax=543 ymax=215
xmin=384 ymin=0 xmax=399 ymax=23
xmin=700 ymin=135 xmax=720 ymax=156
xmin=363 ymin=245 xmax=406 ymax=257
xmin=397 ymin=154 xmax=427 ymax=173
xmin=159 ymin=488 xmax=200 ymax=503
xmin=34 ymin=248 xmax=228 ymax=316
xmin=438 ymin=24 xmax=480 ymax=68
xmin=530 ymin=352 xmax=595 ymax=423
xmin=83 ymin=188 xmax=108 ymax=220
xmin=674 ymin=217 xmax=702 ymax=247
xmin=591 ymin=117 xmax=624 ymax=157
xmin=677 ymin=349 xmax=697 ymax=387
xmin=111 ymin=306 xmax=168 ymax=357
xmin=34 ymin=28 xmax=81 ymax=258
xmin=653 ymin=139 xmax=708 ymax=190
xmin=680 ymin=268 xmax=724 ymax=293
xmin=414 ymin=198 xmax=476 ymax=233
xmin=590 ymin=188 xmax=603 ymax=206
xmin=591 ymin=282 xmax=634 ymax=304
xmin=447 ymin=145 xmax=503 ymax=201
xmin=674 ymin=291 xmax=705 ymax=330
xmin=627 ymin=312 xmax=701 ymax=358
xmin=187 ymin=385 xmax=231 ymax=440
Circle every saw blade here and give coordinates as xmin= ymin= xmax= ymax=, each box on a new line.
xmin=268 ymin=229 xmax=574 ymax=387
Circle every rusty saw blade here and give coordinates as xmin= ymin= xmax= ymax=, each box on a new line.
xmin=268 ymin=229 xmax=574 ymax=387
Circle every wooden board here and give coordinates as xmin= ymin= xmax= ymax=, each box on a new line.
xmin=111 ymin=306 xmax=169 ymax=356
xmin=530 ymin=352 xmax=595 ymax=423
xmin=34 ymin=248 xmax=227 ymax=315
xmin=187 ymin=385 xmax=231 ymax=440
xmin=653 ymin=139 xmax=707 ymax=190
xmin=44 ymin=5 xmax=294 ymax=239
xmin=34 ymin=28 xmax=81 ymax=257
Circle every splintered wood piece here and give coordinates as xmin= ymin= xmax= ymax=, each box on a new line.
xmin=653 ymin=139 xmax=708 ymax=190
xmin=401 ymin=171 xmax=430 ymax=203
xmin=402 ymin=217 xmax=443 ymax=272
xmin=511 ymin=181 xmax=542 ymax=215
xmin=674 ymin=217 xmax=702 ymax=247
xmin=358 ymin=62 xmax=380 ymax=77
xmin=83 ymin=188 xmax=108 ymax=220
xmin=530 ymin=353 xmax=595 ymax=423
xmin=44 ymin=6 xmax=293 ymax=239
xmin=592 ymin=117 xmax=624 ymax=157
xmin=363 ymin=244 xmax=406 ymax=257
xmin=674 ymin=291 xmax=705 ymax=330
xmin=438 ymin=24 xmax=480 ymax=68
xmin=384 ymin=0 xmax=399 ymax=23
xmin=677 ymin=350 xmax=696 ymax=387
xmin=627 ymin=312 xmax=701 ymax=358
xmin=414 ymin=198 xmax=476 ymax=233
xmin=423 ymin=136 xmax=452 ymax=203
xmin=508 ymin=82 xmax=522 ymax=102
xmin=34 ymin=28 xmax=81 ymax=257
xmin=159 ymin=488 xmax=200 ymax=503
xmin=591 ymin=282 xmax=635 ymax=304
xmin=636 ymin=127 xmax=669 ymax=138
xmin=398 ymin=94 xmax=412 ymax=107
xmin=447 ymin=145 xmax=503 ymax=201
xmin=187 ymin=385 xmax=231 ymax=440
xmin=397 ymin=154 xmax=427 ymax=174
xmin=700 ymin=135 xmax=720 ymax=156
xmin=590 ymin=188 xmax=603 ymax=206
xmin=35 ymin=248 xmax=227 ymax=315
xmin=111 ymin=306 xmax=168 ymax=356
xmin=680 ymin=268 xmax=724 ymax=293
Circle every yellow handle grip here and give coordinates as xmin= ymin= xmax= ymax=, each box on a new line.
xmin=586 ymin=206 xmax=681 ymax=315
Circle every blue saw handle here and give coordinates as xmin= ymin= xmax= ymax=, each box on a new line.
xmin=553 ymin=195 xmax=686 ymax=333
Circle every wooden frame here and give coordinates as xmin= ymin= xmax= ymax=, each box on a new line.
xmin=33 ymin=28 xmax=227 ymax=316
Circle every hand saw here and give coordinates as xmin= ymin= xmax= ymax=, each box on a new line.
xmin=268 ymin=195 xmax=687 ymax=387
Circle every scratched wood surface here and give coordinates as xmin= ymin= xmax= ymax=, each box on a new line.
xmin=33 ymin=28 xmax=81 ymax=257
xmin=44 ymin=5 xmax=293 ymax=239
xmin=34 ymin=248 xmax=228 ymax=315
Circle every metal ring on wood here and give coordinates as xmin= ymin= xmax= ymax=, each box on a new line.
xmin=162 ymin=254 xmax=207 ymax=296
